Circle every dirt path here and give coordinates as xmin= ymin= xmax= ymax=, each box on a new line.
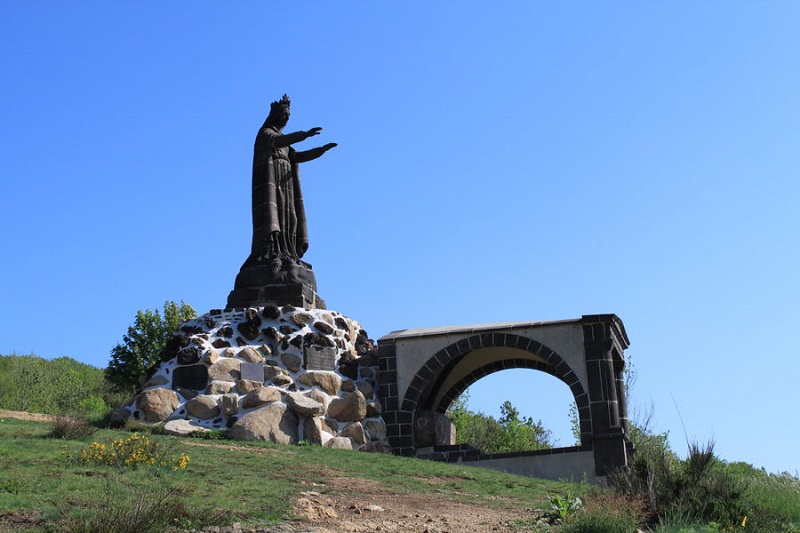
xmin=289 ymin=476 xmax=531 ymax=533
xmin=0 ymin=409 xmax=58 ymax=422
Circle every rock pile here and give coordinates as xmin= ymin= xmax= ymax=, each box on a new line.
xmin=116 ymin=305 xmax=389 ymax=452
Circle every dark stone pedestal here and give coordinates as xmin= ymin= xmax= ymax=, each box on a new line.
xmin=226 ymin=261 xmax=326 ymax=309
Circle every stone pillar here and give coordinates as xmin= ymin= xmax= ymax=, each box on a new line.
xmin=582 ymin=315 xmax=631 ymax=476
xmin=377 ymin=339 xmax=415 ymax=455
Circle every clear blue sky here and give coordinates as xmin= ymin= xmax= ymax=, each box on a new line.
xmin=2 ymin=3 xmax=798 ymax=474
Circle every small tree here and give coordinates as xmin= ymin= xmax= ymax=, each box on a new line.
xmin=447 ymin=395 xmax=555 ymax=453
xmin=105 ymin=301 xmax=196 ymax=393
xmin=496 ymin=400 xmax=554 ymax=452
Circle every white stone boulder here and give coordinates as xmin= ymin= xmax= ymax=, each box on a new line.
xmin=137 ymin=388 xmax=179 ymax=423
xmin=286 ymin=392 xmax=325 ymax=417
xmin=208 ymin=358 xmax=241 ymax=382
xmin=328 ymin=391 xmax=367 ymax=423
xmin=242 ymin=386 xmax=282 ymax=409
xmin=228 ymin=403 xmax=298 ymax=444
xmin=164 ymin=419 xmax=210 ymax=437
xmin=185 ymin=395 xmax=220 ymax=420
xmin=297 ymin=371 xmax=341 ymax=396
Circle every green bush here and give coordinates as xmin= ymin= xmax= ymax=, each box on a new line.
xmin=610 ymin=436 xmax=800 ymax=532
xmin=77 ymin=395 xmax=109 ymax=421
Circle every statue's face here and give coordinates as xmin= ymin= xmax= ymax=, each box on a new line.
xmin=275 ymin=106 xmax=290 ymax=128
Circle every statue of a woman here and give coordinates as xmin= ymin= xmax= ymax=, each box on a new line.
xmin=246 ymin=94 xmax=336 ymax=274
xmin=228 ymin=95 xmax=335 ymax=309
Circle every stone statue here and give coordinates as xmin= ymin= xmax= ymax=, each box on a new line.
xmin=227 ymin=95 xmax=336 ymax=309
xmin=247 ymin=94 xmax=337 ymax=271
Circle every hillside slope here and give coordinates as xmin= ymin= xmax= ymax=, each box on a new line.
xmin=0 ymin=413 xmax=573 ymax=533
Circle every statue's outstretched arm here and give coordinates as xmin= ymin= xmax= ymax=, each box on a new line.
xmin=294 ymin=143 xmax=337 ymax=163
xmin=272 ymin=127 xmax=324 ymax=148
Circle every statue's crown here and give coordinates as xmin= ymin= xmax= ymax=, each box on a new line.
xmin=270 ymin=94 xmax=291 ymax=110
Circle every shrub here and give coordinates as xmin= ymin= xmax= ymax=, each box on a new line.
xmin=49 ymin=416 xmax=97 ymax=439
xmin=611 ymin=439 xmax=749 ymax=529
xmin=513 ymin=492 xmax=585 ymax=529
xmin=56 ymin=475 xmax=232 ymax=533
xmin=77 ymin=395 xmax=109 ymax=421
xmin=78 ymin=433 xmax=189 ymax=471
xmin=728 ymin=465 xmax=800 ymax=533
xmin=559 ymin=492 xmax=644 ymax=533
xmin=56 ymin=477 xmax=185 ymax=533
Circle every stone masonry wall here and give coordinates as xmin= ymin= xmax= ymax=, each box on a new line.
xmin=116 ymin=305 xmax=389 ymax=452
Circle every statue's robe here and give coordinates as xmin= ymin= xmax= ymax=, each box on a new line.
xmin=247 ymin=126 xmax=309 ymax=267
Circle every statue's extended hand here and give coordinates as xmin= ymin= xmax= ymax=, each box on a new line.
xmin=323 ymin=143 xmax=337 ymax=151
xmin=306 ymin=127 xmax=323 ymax=138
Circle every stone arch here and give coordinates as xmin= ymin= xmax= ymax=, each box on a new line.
xmin=377 ymin=315 xmax=632 ymax=481
xmin=402 ymin=333 xmax=592 ymax=446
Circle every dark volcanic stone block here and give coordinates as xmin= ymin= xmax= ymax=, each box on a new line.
xmin=172 ymin=364 xmax=209 ymax=391
xmin=177 ymin=346 xmax=202 ymax=365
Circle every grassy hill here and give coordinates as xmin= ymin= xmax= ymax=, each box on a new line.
xmin=1 ymin=414 xmax=799 ymax=533
xmin=0 ymin=415 xmax=580 ymax=533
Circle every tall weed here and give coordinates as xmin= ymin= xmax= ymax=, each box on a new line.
xmin=610 ymin=436 xmax=800 ymax=532
xmin=56 ymin=477 xmax=183 ymax=533
xmin=55 ymin=475 xmax=232 ymax=533
xmin=559 ymin=492 xmax=643 ymax=533
xmin=49 ymin=416 xmax=97 ymax=440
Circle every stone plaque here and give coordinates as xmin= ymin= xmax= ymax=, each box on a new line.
xmin=240 ymin=361 xmax=265 ymax=382
xmin=304 ymin=346 xmax=337 ymax=371
xmin=172 ymin=364 xmax=209 ymax=391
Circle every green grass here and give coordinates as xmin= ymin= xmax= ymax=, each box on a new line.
xmin=4 ymin=416 xmax=799 ymax=532
xmin=0 ymin=417 xmax=576 ymax=531
xmin=728 ymin=463 xmax=800 ymax=532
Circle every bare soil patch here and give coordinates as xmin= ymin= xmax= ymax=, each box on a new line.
xmin=0 ymin=410 xmax=58 ymax=423
xmin=292 ymin=476 xmax=531 ymax=533
xmin=0 ymin=511 xmax=46 ymax=532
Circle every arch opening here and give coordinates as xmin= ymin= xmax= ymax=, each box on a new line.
xmin=446 ymin=369 xmax=581 ymax=454
xmin=407 ymin=333 xmax=592 ymax=453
